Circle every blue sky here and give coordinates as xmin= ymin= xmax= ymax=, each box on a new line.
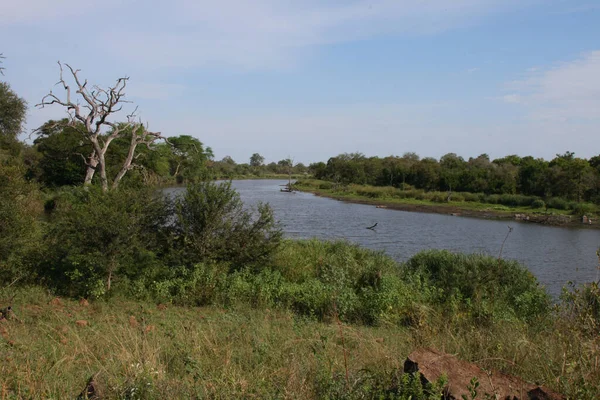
xmin=1 ymin=0 xmax=599 ymax=164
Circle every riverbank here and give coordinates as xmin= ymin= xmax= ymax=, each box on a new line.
xmin=295 ymin=179 xmax=597 ymax=229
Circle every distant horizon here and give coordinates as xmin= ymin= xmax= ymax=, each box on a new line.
xmin=2 ymin=0 xmax=599 ymax=164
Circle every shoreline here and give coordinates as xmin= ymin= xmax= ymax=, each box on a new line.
xmin=297 ymin=187 xmax=598 ymax=230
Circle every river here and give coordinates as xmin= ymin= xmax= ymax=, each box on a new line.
xmin=170 ymin=180 xmax=600 ymax=297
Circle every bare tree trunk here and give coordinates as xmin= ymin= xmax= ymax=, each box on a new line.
xmin=112 ymin=131 xmax=139 ymax=190
xmin=98 ymin=152 xmax=109 ymax=192
xmin=84 ymin=150 xmax=98 ymax=185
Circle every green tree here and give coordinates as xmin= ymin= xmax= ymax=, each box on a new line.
xmin=250 ymin=153 xmax=265 ymax=167
xmin=32 ymin=119 xmax=90 ymax=187
xmin=0 ymin=81 xmax=27 ymax=154
xmin=167 ymin=135 xmax=213 ymax=183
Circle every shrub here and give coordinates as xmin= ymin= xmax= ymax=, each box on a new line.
xmin=463 ymin=192 xmax=481 ymax=202
xmin=0 ymin=163 xmax=43 ymax=284
xmin=546 ymin=197 xmax=570 ymax=210
xmin=531 ymin=199 xmax=545 ymax=209
xmin=403 ymin=250 xmax=551 ymax=323
xmin=39 ymin=186 xmax=168 ymax=298
xmin=172 ymin=181 xmax=282 ymax=270
xmin=571 ymin=203 xmax=595 ymax=217
xmin=559 ymin=281 xmax=600 ymax=337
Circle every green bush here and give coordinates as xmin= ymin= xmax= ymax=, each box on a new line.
xmin=39 ymin=186 xmax=167 ymax=298
xmin=546 ymin=197 xmax=570 ymax=210
xmin=403 ymin=250 xmax=551 ymax=323
xmin=463 ymin=192 xmax=482 ymax=202
xmin=531 ymin=199 xmax=545 ymax=209
xmin=571 ymin=203 xmax=595 ymax=217
xmin=0 ymin=163 xmax=42 ymax=284
xmin=172 ymin=181 xmax=282 ymax=270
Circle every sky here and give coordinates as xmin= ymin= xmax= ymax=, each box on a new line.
xmin=1 ymin=0 xmax=599 ymax=164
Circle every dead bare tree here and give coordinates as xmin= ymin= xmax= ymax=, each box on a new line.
xmin=36 ymin=62 xmax=166 ymax=191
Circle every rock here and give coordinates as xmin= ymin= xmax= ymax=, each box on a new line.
xmin=403 ymin=348 xmax=564 ymax=400
xmin=77 ymin=373 xmax=104 ymax=400
xmin=75 ymin=320 xmax=88 ymax=327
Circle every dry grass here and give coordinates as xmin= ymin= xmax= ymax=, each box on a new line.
xmin=1 ymin=287 xmax=599 ymax=399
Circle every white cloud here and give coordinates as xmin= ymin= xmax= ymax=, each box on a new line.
xmin=87 ymin=0 xmax=528 ymax=70
xmin=503 ymin=50 xmax=600 ymax=121
xmin=0 ymin=0 xmax=118 ymax=25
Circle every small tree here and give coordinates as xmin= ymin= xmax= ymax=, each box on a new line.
xmin=37 ymin=63 xmax=166 ymax=191
xmin=250 ymin=153 xmax=265 ymax=167
xmin=0 ymin=80 xmax=27 ymax=153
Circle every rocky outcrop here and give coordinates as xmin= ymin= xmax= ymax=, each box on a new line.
xmin=404 ymin=348 xmax=564 ymax=400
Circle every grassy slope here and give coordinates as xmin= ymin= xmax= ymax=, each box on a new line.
xmin=1 ymin=287 xmax=415 ymax=399
xmin=1 ymin=284 xmax=598 ymax=399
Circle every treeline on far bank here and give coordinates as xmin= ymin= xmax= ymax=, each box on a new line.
xmin=307 ymin=152 xmax=600 ymax=212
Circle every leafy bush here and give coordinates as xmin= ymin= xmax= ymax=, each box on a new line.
xmin=0 ymin=163 xmax=42 ymax=284
xmin=403 ymin=250 xmax=551 ymax=323
xmin=172 ymin=181 xmax=282 ymax=270
xmin=462 ymin=192 xmax=482 ymax=202
xmin=571 ymin=203 xmax=595 ymax=217
xmin=531 ymin=199 xmax=545 ymax=209
xmin=39 ymin=186 xmax=167 ymax=298
xmin=545 ymin=197 xmax=570 ymax=210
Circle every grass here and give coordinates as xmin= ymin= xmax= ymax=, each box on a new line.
xmin=0 ymin=287 xmax=416 ymax=399
xmin=1 ymin=240 xmax=599 ymax=398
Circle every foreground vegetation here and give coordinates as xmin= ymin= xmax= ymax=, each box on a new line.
xmin=1 ymin=241 xmax=599 ymax=398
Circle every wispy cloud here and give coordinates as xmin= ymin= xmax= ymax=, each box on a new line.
xmin=2 ymin=0 xmax=529 ymax=70
xmin=503 ymin=50 xmax=600 ymax=121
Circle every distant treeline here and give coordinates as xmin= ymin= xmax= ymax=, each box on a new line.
xmin=308 ymin=152 xmax=600 ymax=204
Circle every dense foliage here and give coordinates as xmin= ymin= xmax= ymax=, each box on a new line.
xmin=309 ymin=152 xmax=600 ymax=204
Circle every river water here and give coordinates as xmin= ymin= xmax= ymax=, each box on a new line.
xmin=170 ymin=180 xmax=600 ymax=297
